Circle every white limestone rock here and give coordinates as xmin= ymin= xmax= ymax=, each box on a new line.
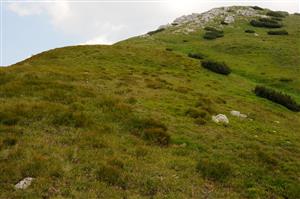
xmin=15 ymin=177 xmax=34 ymax=190
xmin=212 ymin=114 xmax=229 ymax=124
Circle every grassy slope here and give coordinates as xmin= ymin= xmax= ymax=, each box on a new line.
xmin=0 ymin=10 xmax=300 ymax=199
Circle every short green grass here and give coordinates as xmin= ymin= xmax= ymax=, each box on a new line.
xmin=0 ymin=7 xmax=300 ymax=199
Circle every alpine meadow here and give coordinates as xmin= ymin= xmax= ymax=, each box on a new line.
xmin=1 ymin=5 xmax=300 ymax=199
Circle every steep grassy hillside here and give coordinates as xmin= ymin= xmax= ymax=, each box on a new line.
xmin=0 ymin=6 xmax=300 ymax=199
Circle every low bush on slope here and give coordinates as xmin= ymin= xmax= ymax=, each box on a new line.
xmin=201 ymin=60 xmax=231 ymax=75
xmin=266 ymin=11 xmax=289 ymax=18
xmin=147 ymin=28 xmax=165 ymax=35
xmin=254 ymin=86 xmax=300 ymax=112
xmin=267 ymin=30 xmax=288 ymax=35
xmin=203 ymin=27 xmax=224 ymax=40
xmin=250 ymin=18 xmax=283 ymax=28
xmin=188 ymin=52 xmax=205 ymax=59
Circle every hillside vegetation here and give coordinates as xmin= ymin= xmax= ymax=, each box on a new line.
xmin=0 ymin=6 xmax=300 ymax=199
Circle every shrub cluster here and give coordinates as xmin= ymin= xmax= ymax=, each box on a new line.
xmin=201 ymin=60 xmax=231 ymax=75
xmin=250 ymin=18 xmax=282 ymax=28
xmin=251 ymin=6 xmax=264 ymax=10
xmin=266 ymin=11 xmax=288 ymax=18
xmin=188 ymin=52 xmax=204 ymax=60
xmin=147 ymin=28 xmax=165 ymax=36
xmin=254 ymin=86 xmax=300 ymax=112
xmin=267 ymin=30 xmax=288 ymax=35
xmin=203 ymin=27 xmax=224 ymax=40
xmin=245 ymin=29 xmax=255 ymax=33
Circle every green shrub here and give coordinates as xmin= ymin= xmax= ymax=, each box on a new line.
xmin=188 ymin=53 xmax=204 ymax=60
xmin=221 ymin=21 xmax=228 ymax=25
xmin=254 ymin=86 xmax=300 ymax=112
xmin=267 ymin=30 xmax=288 ymax=35
xmin=203 ymin=27 xmax=224 ymax=40
xmin=258 ymin=17 xmax=278 ymax=23
xmin=196 ymin=159 xmax=233 ymax=182
xmin=250 ymin=19 xmax=282 ymax=28
xmin=272 ymin=17 xmax=282 ymax=21
xmin=266 ymin=11 xmax=288 ymax=18
xmin=201 ymin=60 xmax=231 ymax=75
xmin=143 ymin=128 xmax=170 ymax=146
xmin=251 ymin=6 xmax=264 ymax=10
xmin=204 ymin=27 xmax=223 ymax=33
xmin=96 ymin=165 xmax=127 ymax=188
xmin=245 ymin=29 xmax=255 ymax=33
xmin=203 ymin=30 xmax=224 ymax=40
xmin=147 ymin=28 xmax=165 ymax=35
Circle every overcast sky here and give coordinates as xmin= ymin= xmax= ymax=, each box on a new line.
xmin=1 ymin=0 xmax=299 ymax=66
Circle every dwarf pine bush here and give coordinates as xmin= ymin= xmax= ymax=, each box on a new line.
xmin=254 ymin=86 xmax=300 ymax=112
xmin=188 ymin=52 xmax=204 ymax=60
xmin=250 ymin=19 xmax=283 ymax=28
xmin=267 ymin=30 xmax=288 ymax=35
xmin=201 ymin=60 xmax=231 ymax=75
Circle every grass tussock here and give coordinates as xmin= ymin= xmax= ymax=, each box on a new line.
xmin=129 ymin=117 xmax=170 ymax=146
xmin=196 ymin=159 xmax=233 ymax=182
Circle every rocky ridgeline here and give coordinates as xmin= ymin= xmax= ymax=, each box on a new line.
xmin=155 ymin=6 xmax=266 ymax=34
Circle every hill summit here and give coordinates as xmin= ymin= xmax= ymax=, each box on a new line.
xmin=1 ymin=6 xmax=300 ymax=199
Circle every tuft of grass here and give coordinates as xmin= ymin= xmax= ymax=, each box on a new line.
xmin=196 ymin=159 xmax=233 ymax=182
xmin=96 ymin=165 xmax=127 ymax=189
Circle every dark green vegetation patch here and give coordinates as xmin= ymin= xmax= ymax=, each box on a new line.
xmin=245 ymin=29 xmax=255 ymax=33
xmin=147 ymin=28 xmax=165 ymax=35
xmin=188 ymin=52 xmax=205 ymax=59
xmin=267 ymin=30 xmax=288 ymax=35
xmin=203 ymin=27 xmax=224 ymax=40
xmin=201 ymin=60 xmax=231 ymax=75
xmin=254 ymin=86 xmax=300 ymax=112
xmin=266 ymin=11 xmax=289 ymax=18
xmin=250 ymin=18 xmax=283 ymax=28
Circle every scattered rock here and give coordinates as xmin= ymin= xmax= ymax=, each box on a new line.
xmin=212 ymin=114 xmax=229 ymax=124
xmin=224 ymin=15 xmax=235 ymax=24
xmin=230 ymin=110 xmax=247 ymax=118
xmin=274 ymin=121 xmax=280 ymax=124
xmin=15 ymin=177 xmax=34 ymax=190
xmin=254 ymin=33 xmax=259 ymax=36
xmin=157 ymin=6 xmax=265 ymax=34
